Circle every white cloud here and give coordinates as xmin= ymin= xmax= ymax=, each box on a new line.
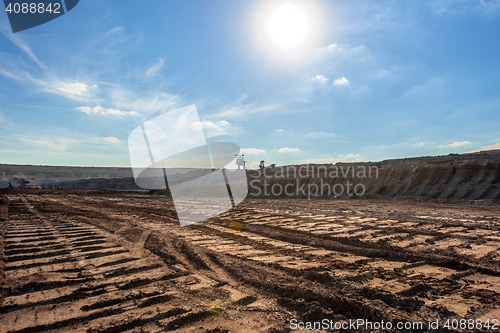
xmin=205 ymin=94 xmax=286 ymax=119
xmin=18 ymin=136 xmax=76 ymax=151
xmin=334 ymin=77 xmax=349 ymax=86
xmin=295 ymin=97 xmax=310 ymax=103
xmin=448 ymin=141 xmax=470 ymax=147
xmin=273 ymin=129 xmax=338 ymax=139
xmin=398 ymin=77 xmax=445 ymax=102
xmin=1 ymin=25 xmax=47 ymax=72
xmin=77 ymin=106 xmax=139 ymax=117
xmin=0 ymin=111 xmax=13 ymax=128
xmin=144 ymin=57 xmax=165 ymax=77
xmin=241 ymin=148 xmax=266 ymax=155
xmin=111 ymin=90 xmax=180 ymax=116
xmin=0 ymin=28 xmax=101 ymax=102
xmin=306 ymin=153 xmax=365 ymax=163
xmin=279 ymin=147 xmax=300 ymax=153
xmin=198 ymin=120 xmax=234 ymax=138
xmin=211 ymin=102 xmax=281 ymax=119
xmin=482 ymin=142 xmax=500 ymax=150
xmin=430 ymin=0 xmax=500 ymax=15
xmin=0 ymin=63 xmax=100 ymax=102
xmin=376 ymin=69 xmax=390 ymax=78
xmin=0 ymin=63 xmax=99 ymax=101
xmin=315 ymin=43 xmax=370 ymax=60
xmin=57 ymin=82 xmax=97 ymax=96
xmin=0 ymin=130 xmax=132 ymax=165
xmin=103 ymin=137 xmax=120 ymax=143
xmin=325 ymin=43 xmax=338 ymax=52
xmin=0 ymin=24 xmax=144 ymax=108
xmin=312 ymin=74 xmax=329 ymax=85
xmin=107 ymin=26 xmax=124 ymax=36
xmin=471 ymin=142 xmax=500 ymax=152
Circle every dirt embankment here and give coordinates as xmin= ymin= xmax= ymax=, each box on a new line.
xmin=248 ymin=150 xmax=500 ymax=200
xmin=0 ymin=164 xmax=133 ymax=188
xmin=44 ymin=177 xmax=141 ymax=190
xmin=4 ymin=150 xmax=500 ymax=200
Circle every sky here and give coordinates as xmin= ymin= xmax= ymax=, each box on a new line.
xmin=0 ymin=0 xmax=499 ymax=168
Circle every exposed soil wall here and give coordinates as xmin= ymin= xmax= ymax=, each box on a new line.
xmin=247 ymin=151 xmax=500 ymax=200
xmin=45 ymin=177 xmax=142 ymax=190
xmin=6 ymin=150 xmax=500 ymax=200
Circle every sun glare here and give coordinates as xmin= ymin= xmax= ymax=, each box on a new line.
xmin=266 ymin=3 xmax=309 ymax=50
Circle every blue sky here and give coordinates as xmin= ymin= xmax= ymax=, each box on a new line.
xmin=0 ymin=0 xmax=499 ymax=167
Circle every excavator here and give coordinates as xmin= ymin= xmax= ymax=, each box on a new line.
xmin=12 ymin=178 xmax=41 ymax=189
xmin=13 ymin=178 xmax=30 ymax=189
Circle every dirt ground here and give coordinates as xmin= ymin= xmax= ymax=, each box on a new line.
xmin=1 ymin=191 xmax=500 ymax=332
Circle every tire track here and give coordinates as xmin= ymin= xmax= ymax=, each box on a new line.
xmin=3 ymin=192 xmax=499 ymax=332
xmin=1 ymin=194 xmax=268 ymax=333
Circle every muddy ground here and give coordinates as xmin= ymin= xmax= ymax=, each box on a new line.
xmin=1 ymin=191 xmax=500 ymax=332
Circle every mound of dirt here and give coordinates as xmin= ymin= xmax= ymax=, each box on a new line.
xmin=43 ymin=177 xmax=142 ymax=190
xmin=0 ymin=164 xmax=133 ymax=188
xmin=248 ymin=150 xmax=500 ymax=200
xmin=3 ymin=150 xmax=500 ymax=200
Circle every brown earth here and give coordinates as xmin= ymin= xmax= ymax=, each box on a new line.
xmin=247 ymin=150 xmax=500 ymax=200
xmin=5 ymin=150 xmax=495 ymax=201
xmin=0 ymin=164 xmax=133 ymax=189
xmin=1 ymin=191 xmax=500 ymax=332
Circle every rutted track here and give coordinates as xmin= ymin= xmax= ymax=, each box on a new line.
xmin=1 ymin=194 xmax=281 ymax=333
xmin=1 ymin=191 xmax=500 ymax=332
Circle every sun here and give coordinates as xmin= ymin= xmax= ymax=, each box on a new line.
xmin=266 ymin=3 xmax=309 ymax=50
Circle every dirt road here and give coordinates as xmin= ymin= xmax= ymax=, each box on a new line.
xmin=1 ymin=191 xmax=500 ymax=332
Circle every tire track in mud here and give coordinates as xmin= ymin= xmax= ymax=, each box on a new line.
xmin=31 ymin=193 xmax=500 ymax=330
xmin=3 ymin=192 xmax=500 ymax=332
xmin=1 ymin=194 xmax=278 ymax=333
xmin=211 ymin=210 xmax=499 ymax=277
xmin=42 ymin=195 xmax=415 ymax=325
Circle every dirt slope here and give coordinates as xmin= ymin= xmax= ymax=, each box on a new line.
xmin=248 ymin=150 xmax=500 ymax=200
xmin=0 ymin=164 xmax=133 ymax=189
xmin=3 ymin=150 xmax=499 ymax=201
